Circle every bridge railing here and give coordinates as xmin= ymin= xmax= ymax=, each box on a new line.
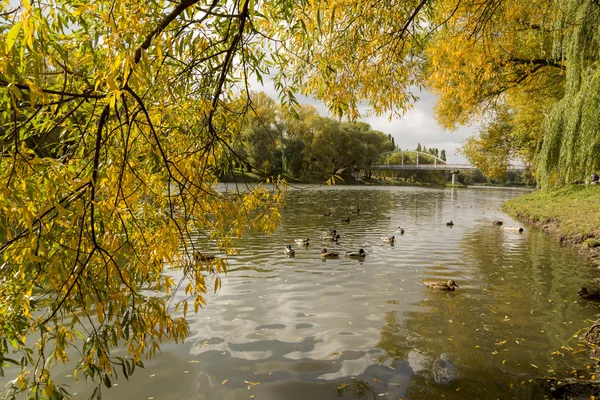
xmin=370 ymin=163 xmax=474 ymax=171
xmin=370 ymin=163 xmax=529 ymax=172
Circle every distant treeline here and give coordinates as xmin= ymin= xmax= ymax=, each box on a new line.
xmin=229 ymin=92 xmax=396 ymax=179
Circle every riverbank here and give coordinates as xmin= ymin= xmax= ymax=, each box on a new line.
xmin=219 ymin=171 xmax=470 ymax=188
xmin=503 ymin=185 xmax=600 ymax=265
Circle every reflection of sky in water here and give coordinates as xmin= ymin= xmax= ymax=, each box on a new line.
xmin=5 ymin=185 xmax=599 ymax=399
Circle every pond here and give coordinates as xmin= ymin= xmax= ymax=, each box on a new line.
xmin=10 ymin=185 xmax=600 ymax=399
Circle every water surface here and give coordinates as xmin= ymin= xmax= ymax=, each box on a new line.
xmin=18 ymin=186 xmax=600 ymax=399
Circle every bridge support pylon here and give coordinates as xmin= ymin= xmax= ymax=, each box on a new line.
xmin=451 ymin=169 xmax=459 ymax=186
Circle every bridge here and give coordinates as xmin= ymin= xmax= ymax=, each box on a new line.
xmin=366 ymin=150 xmax=529 ymax=185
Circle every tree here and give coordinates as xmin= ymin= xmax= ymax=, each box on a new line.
xmin=0 ymin=1 xmax=288 ymax=397
xmin=239 ymin=92 xmax=282 ymax=174
xmin=537 ymin=0 xmax=600 ymax=185
xmin=460 ymin=109 xmax=514 ymax=179
xmin=424 ymin=0 xmax=599 ymax=185
xmin=440 ymin=150 xmax=446 ymax=162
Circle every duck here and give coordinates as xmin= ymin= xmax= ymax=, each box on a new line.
xmin=193 ymin=251 xmax=216 ymax=263
xmin=351 ymin=205 xmax=360 ymax=214
xmin=492 ymin=220 xmax=503 ymax=226
xmin=502 ymin=226 xmax=524 ymax=233
xmin=446 ymin=221 xmax=454 ymax=226
xmin=578 ymin=287 xmax=600 ymax=300
xmin=322 ymin=229 xmax=340 ymax=241
xmin=397 ymin=227 xmax=405 ymax=235
xmin=294 ymin=238 xmax=310 ymax=246
xmin=345 ymin=248 xmax=366 ymax=258
xmin=284 ymin=245 xmax=296 ymax=256
xmin=425 ymin=279 xmax=459 ymax=291
xmin=323 ymin=211 xmax=332 ymax=216
xmin=321 ymin=229 xmax=337 ymax=238
xmin=342 ymin=217 xmax=350 ymax=223
xmin=381 ymin=235 xmax=395 ymax=244
xmin=320 ymin=248 xmax=340 ymax=259
xmin=323 ymin=234 xmax=341 ymax=242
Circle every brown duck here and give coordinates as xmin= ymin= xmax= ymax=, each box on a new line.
xmin=578 ymin=287 xmax=600 ymax=300
xmin=425 ymin=279 xmax=459 ymax=291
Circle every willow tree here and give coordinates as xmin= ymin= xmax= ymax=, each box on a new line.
xmin=425 ymin=0 xmax=567 ymax=179
xmin=537 ymin=0 xmax=600 ymax=186
xmin=0 ymin=1 xmax=290 ymax=397
xmin=0 ymin=0 xmax=440 ymax=397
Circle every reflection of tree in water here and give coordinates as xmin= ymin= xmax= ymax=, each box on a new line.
xmin=376 ymin=309 xmax=549 ymax=398
xmin=458 ymin=224 xmax=597 ymax=372
xmin=371 ymin=218 xmax=598 ymax=399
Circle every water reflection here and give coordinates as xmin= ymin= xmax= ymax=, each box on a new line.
xmin=4 ymin=186 xmax=599 ymax=399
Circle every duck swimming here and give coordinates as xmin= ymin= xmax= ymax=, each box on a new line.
xmin=323 ymin=211 xmax=332 ymax=216
xmin=397 ymin=227 xmax=404 ymax=235
xmin=351 ymin=205 xmax=360 ymax=214
xmin=284 ymin=245 xmax=296 ymax=256
xmin=345 ymin=249 xmax=366 ymax=258
xmin=194 ymin=251 xmax=216 ymax=263
xmin=502 ymin=226 xmax=524 ymax=233
xmin=321 ymin=229 xmax=337 ymax=238
xmin=323 ymin=234 xmax=341 ymax=242
xmin=425 ymin=279 xmax=459 ymax=290
xmin=492 ymin=220 xmax=503 ymax=226
xmin=342 ymin=217 xmax=350 ymax=223
xmin=381 ymin=235 xmax=395 ymax=244
xmin=446 ymin=221 xmax=454 ymax=226
xmin=578 ymin=287 xmax=600 ymax=300
xmin=320 ymin=248 xmax=340 ymax=259
xmin=295 ymin=238 xmax=310 ymax=246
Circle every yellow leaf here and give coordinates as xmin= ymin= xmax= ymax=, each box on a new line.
xmin=6 ymin=23 xmax=22 ymax=52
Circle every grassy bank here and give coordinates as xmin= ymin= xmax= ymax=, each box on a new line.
xmin=503 ymin=185 xmax=600 ymax=264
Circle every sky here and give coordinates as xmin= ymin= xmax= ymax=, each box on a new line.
xmin=250 ymin=79 xmax=477 ymax=164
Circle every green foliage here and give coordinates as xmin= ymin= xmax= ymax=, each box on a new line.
xmin=538 ymin=0 xmax=600 ymax=186
xmin=235 ymin=93 xmax=395 ymax=179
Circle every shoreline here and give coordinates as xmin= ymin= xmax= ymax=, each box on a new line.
xmin=219 ymin=172 xmax=534 ymax=189
xmin=502 ymin=185 xmax=600 ymax=266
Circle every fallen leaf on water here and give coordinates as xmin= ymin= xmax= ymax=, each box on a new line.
xmin=372 ymin=378 xmax=382 ymax=383
xmin=330 ymin=352 xmax=342 ymax=357
xmin=244 ymin=380 xmax=260 ymax=390
xmin=189 ymin=360 xmax=199 ymax=363
xmin=250 ymin=396 xmax=255 ymax=399
xmin=495 ymin=340 xmax=506 ymax=346
xmin=530 ymin=364 xmax=539 ymax=369
xmin=222 ymin=379 xmax=228 ymax=385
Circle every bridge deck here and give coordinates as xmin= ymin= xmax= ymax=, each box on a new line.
xmin=370 ymin=164 xmax=528 ymax=172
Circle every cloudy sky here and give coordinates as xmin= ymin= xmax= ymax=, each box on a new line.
xmin=251 ymin=79 xmax=477 ymax=164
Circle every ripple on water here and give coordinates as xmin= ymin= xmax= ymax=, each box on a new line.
xmin=40 ymin=186 xmax=600 ymax=400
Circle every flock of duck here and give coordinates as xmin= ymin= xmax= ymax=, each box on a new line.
xmin=281 ymin=206 xmax=531 ymax=292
